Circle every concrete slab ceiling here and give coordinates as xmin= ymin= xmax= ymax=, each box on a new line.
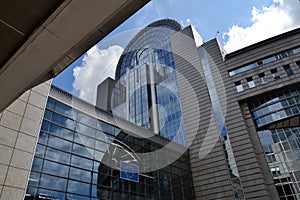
xmin=0 ymin=0 xmax=150 ymax=112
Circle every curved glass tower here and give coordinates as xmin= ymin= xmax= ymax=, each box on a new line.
xmin=113 ymin=19 xmax=187 ymax=146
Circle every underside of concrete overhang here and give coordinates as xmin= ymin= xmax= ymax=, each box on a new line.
xmin=0 ymin=0 xmax=150 ymax=112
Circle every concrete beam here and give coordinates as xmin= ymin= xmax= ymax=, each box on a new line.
xmin=0 ymin=0 xmax=150 ymax=112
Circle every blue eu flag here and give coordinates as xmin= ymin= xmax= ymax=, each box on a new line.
xmin=120 ymin=161 xmax=139 ymax=182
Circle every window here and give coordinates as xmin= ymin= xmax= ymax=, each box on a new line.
xmin=39 ymin=174 xmax=67 ymax=191
xmin=42 ymin=160 xmax=69 ymax=178
xmin=49 ymin=123 xmax=74 ymax=141
xmin=257 ymin=60 xmax=263 ymax=65
xmin=72 ymin=144 xmax=93 ymax=159
xmin=246 ymin=77 xmax=255 ymax=88
xmin=52 ymin=113 xmax=75 ymax=130
xmin=95 ymin=140 xmax=108 ymax=152
xmin=69 ymin=167 xmax=91 ymax=183
xmin=41 ymin=120 xmax=50 ymax=132
xmin=45 ymin=147 xmax=71 ymax=164
xmin=67 ymin=180 xmax=90 ymax=196
xmin=283 ymin=64 xmax=294 ymax=76
xmin=31 ymin=158 xmax=43 ymax=171
xmin=296 ymin=61 xmax=300 ymax=69
xmin=38 ymin=132 xmax=48 ymax=144
xmin=97 ymin=121 xmax=114 ymax=135
xmin=271 ymin=166 xmax=281 ymax=176
xmin=77 ymin=112 xmax=97 ymax=128
xmin=46 ymin=98 xmax=55 ymax=110
xmin=258 ymin=73 xmax=268 ymax=84
xmin=74 ymin=133 xmax=95 ymax=148
xmin=76 ymin=123 xmax=96 ymax=138
xmin=35 ymin=144 xmax=46 ymax=157
xmin=48 ymin=135 xmax=72 ymax=152
xmin=71 ymin=155 xmax=93 ymax=170
xmin=44 ymin=110 xmax=52 ymax=120
xmin=228 ymin=46 xmax=300 ymax=76
xmin=54 ymin=101 xmax=76 ymax=119
xmin=235 ymin=81 xmax=244 ymax=92
xmin=271 ymin=68 xmax=280 ymax=80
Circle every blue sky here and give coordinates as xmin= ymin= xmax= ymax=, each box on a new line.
xmin=53 ymin=0 xmax=300 ymax=103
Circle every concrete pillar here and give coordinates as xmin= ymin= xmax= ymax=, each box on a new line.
xmin=0 ymin=81 xmax=50 ymax=200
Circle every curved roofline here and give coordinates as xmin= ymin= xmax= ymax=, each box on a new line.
xmin=115 ymin=19 xmax=182 ymax=80
xmin=126 ymin=19 xmax=182 ymax=52
xmin=147 ymin=19 xmax=182 ymax=29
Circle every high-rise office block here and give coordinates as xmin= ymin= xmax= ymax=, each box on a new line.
xmin=96 ymin=77 xmax=115 ymax=112
xmin=113 ymin=19 xmax=191 ymax=146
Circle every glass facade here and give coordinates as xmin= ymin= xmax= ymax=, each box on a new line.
xmin=25 ymin=97 xmax=194 ymax=200
xmin=271 ymin=68 xmax=281 ymax=80
xmin=113 ymin=19 xmax=187 ymax=146
xmin=284 ymin=64 xmax=294 ymax=76
xmin=249 ymin=86 xmax=300 ymax=199
xmin=258 ymin=72 xmax=268 ymax=84
xmin=246 ymin=77 xmax=255 ymax=88
xmin=297 ymin=61 xmax=300 ymax=69
xmin=127 ymin=65 xmax=150 ymax=128
xmin=235 ymin=81 xmax=244 ymax=92
xmin=250 ymin=87 xmax=300 ymax=127
xmin=258 ymin=128 xmax=300 ymax=200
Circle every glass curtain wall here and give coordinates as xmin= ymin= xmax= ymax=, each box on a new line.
xmin=113 ymin=20 xmax=187 ymax=146
xmin=249 ymin=86 xmax=300 ymax=200
xmin=25 ymin=97 xmax=194 ymax=200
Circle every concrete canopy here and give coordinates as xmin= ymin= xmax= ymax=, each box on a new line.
xmin=0 ymin=0 xmax=150 ymax=112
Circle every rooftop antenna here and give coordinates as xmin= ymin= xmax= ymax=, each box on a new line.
xmin=215 ymin=31 xmax=220 ymax=38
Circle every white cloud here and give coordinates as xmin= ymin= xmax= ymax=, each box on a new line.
xmin=180 ymin=20 xmax=184 ymax=27
xmin=224 ymin=0 xmax=300 ymax=53
xmin=73 ymin=45 xmax=123 ymax=104
xmin=180 ymin=18 xmax=192 ymax=27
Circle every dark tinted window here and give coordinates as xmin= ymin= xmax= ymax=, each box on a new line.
xmin=52 ymin=113 xmax=75 ymax=130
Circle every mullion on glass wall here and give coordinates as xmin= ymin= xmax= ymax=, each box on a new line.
xmin=26 ymin=97 xmax=195 ymax=199
xmin=250 ymin=87 xmax=300 ymax=127
xmin=256 ymin=127 xmax=300 ymax=199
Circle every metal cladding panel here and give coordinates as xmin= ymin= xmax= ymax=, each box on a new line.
xmin=202 ymin=39 xmax=278 ymax=200
xmin=225 ymin=37 xmax=300 ymax=103
xmin=202 ymin=30 xmax=300 ymax=199
xmin=170 ymin=26 xmax=300 ymax=199
xmin=171 ymin=26 xmax=234 ymax=199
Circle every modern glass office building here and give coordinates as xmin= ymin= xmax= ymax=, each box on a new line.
xmin=113 ymin=19 xmax=187 ymax=146
xmin=24 ymin=86 xmax=195 ymax=200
